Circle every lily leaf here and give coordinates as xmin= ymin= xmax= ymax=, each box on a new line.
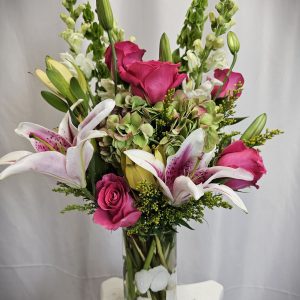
xmin=70 ymin=77 xmax=89 ymax=111
xmin=41 ymin=91 xmax=69 ymax=113
xmin=46 ymin=68 xmax=75 ymax=102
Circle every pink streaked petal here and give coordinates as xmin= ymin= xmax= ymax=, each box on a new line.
xmin=77 ymin=99 xmax=115 ymax=143
xmin=204 ymin=183 xmax=248 ymax=213
xmin=15 ymin=122 xmax=71 ymax=152
xmin=203 ymin=166 xmax=254 ymax=186
xmin=0 ymin=151 xmax=81 ymax=187
xmin=165 ymin=128 xmax=205 ymax=189
xmin=0 ymin=151 xmax=33 ymax=165
xmin=172 ymin=175 xmax=204 ymax=206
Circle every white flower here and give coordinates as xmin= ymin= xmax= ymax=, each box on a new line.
xmin=193 ymin=39 xmax=203 ymax=55
xmin=129 ymin=35 xmax=136 ymax=42
xmin=206 ymin=49 xmax=228 ymax=71
xmin=182 ymin=78 xmax=222 ymax=100
xmin=184 ymin=50 xmax=200 ymax=72
xmin=68 ymin=32 xmax=84 ymax=54
xmin=60 ymin=52 xmax=95 ymax=79
xmin=135 ymin=265 xmax=171 ymax=294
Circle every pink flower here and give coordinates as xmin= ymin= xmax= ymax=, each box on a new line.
xmin=105 ymin=41 xmax=145 ymax=81
xmin=217 ymin=140 xmax=267 ymax=190
xmin=93 ymin=173 xmax=141 ymax=230
xmin=121 ymin=60 xmax=187 ymax=104
xmin=211 ymin=69 xmax=244 ymax=99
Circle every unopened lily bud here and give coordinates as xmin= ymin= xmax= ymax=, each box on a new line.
xmin=241 ymin=113 xmax=267 ymax=141
xmin=213 ymin=37 xmax=224 ymax=49
xmin=159 ymin=33 xmax=173 ymax=62
xmin=172 ymin=48 xmax=181 ymax=63
xmin=206 ymin=34 xmax=216 ymax=47
xmin=193 ymin=39 xmax=203 ymax=55
xmin=96 ymin=0 xmax=114 ymax=31
xmin=227 ymin=31 xmax=240 ymax=55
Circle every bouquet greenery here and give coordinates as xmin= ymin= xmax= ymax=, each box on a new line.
xmin=0 ymin=0 xmax=282 ymax=299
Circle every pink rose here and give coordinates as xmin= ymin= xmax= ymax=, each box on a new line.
xmin=93 ymin=173 xmax=141 ymax=230
xmin=211 ymin=69 xmax=244 ymax=99
xmin=217 ymin=140 xmax=267 ymax=190
xmin=121 ymin=60 xmax=187 ymax=104
xmin=105 ymin=41 xmax=145 ymax=81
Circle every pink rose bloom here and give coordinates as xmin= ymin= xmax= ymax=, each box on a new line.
xmin=217 ymin=140 xmax=266 ymax=190
xmin=211 ymin=69 xmax=244 ymax=99
xmin=105 ymin=41 xmax=145 ymax=81
xmin=121 ymin=60 xmax=187 ymax=104
xmin=93 ymin=173 xmax=141 ymax=230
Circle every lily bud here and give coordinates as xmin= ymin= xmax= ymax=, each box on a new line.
xmin=159 ymin=33 xmax=173 ymax=62
xmin=121 ymin=155 xmax=156 ymax=190
xmin=96 ymin=0 xmax=114 ymax=31
xmin=227 ymin=31 xmax=240 ymax=55
xmin=241 ymin=113 xmax=267 ymax=141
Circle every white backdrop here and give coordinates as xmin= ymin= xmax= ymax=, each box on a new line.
xmin=0 ymin=0 xmax=299 ymax=300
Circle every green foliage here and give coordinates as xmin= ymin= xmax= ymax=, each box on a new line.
xmin=244 ymin=129 xmax=283 ymax=147
xmin=177 ymin=0 xmax=208 ymax=51
xmin=53 ymin=182 xmax=97 ymax=214
xmin=127 ymin=181 xmax=232 ymax=235
xmin=41 ymin=91 xmax=69 ymax=113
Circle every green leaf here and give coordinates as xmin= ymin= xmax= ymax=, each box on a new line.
xmin=41 ymin=91 xmax=69 ymax=112
xmin=46 ymin=68 xmax=75 ymax=102
xmin=70 ymin=77 xmax=89 ymax=110
xmin=178 ymin=219 xmax=194 ymax=230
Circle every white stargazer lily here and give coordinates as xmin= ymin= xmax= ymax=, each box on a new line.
xmin=125 ymin=128 xmax=253 ymax=212
xmin=0 ymin=99 xmax=115 ymax=188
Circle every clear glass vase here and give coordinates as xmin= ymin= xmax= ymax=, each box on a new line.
xmin=123 ymin=229 xmax=177 ymax=300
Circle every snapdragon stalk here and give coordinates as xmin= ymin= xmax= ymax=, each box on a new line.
xmin=107 ymin=30 xmax=118 ymax=95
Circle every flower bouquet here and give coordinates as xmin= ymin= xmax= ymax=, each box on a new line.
xmin=0 ymin=0 xmax=282 ymax=299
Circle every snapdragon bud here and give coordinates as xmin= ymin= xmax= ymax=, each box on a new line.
xmin=215 ymin=2 xmax=223 ymax=13
xmin=206 ymin=33 xmax=216 ymax=47
xmin=226 ymin=0 xmax=235 ymax=10
xmin=227 ymin=31 xmax=240 ymax=54
xmin=209 ymin=12 xmax=216 ymax=23
xmin=213 ymin=37 xmax=224 ymax=49
xmin=81 ymin=23 xmax=90 ymax=35
xmin=217 ymin=15 xmax=225 ymax=25
xmin=129 ymin=35 xmax=136 ymax=42
xmin=159 ymin=33 xmax=173 ymax=62
xmin=74 ymin=4 xmax=86 ymax=19
xmin=96 ymin=0 xmax=114 ymax=31
xmin=193 ymin=39 xmax=203 ymax=55
xmin=227 ymin=4 xmax=239 ymax=18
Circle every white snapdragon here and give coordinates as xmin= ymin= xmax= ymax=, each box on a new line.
xmin=68 ymin=32 xmax=84 ymax=54
xmin=206 ymin=49 xmax=228 ymax=71
xmin=183 ymin=78 xmax=222 ymax=100
xmin=184 ymin=50 xmax=200 ymax=72
xmin=60 ymin=52 xmax=95 ymax=79
xmin=193 ymin=39 xmax=203 ymax=55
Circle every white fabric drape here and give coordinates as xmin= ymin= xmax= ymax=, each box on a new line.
xmin=0 ymin=0 xmax=299 ymax=299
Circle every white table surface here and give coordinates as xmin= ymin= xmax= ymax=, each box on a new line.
xmin=100 ymin=277 xmax=224 ymax=300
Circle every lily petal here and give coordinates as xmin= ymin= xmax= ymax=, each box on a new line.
xmin=0 ymin=151 xmax=32 ymax=165
xmin=0 ymin=151 xmax=81 ymax=187
xmin=204 ymin=183 xmax=248 ymax=213
xmin=204 ymin=166 xmax=254 ymax=185
xmin=165 ymin=128 xmax=205 ymax=189
xmin=15 ymin=122 xmax=71 ymax=152
xmin=172 ymin=175 xmax=204 ymax=206
xmin=65 ymin=140 xmax=94 ymax=188
xmin=77 ymin=99 xmax=115 ymax=142
xmin=124 ymin=149 xmax=173 ymax=200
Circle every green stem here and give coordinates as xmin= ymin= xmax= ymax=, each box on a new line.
xmin=143 ymin=238 xmax=156 ymax=270
xmin=107 ymin=30 xmax=118 ymax=95
xmin=213 ymin=53 xmax=237 ymax=101
xmin=83 ymin=188 xmax=94 ymax=201
xmin=155 ymin=235 xmax=169 ymax=271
